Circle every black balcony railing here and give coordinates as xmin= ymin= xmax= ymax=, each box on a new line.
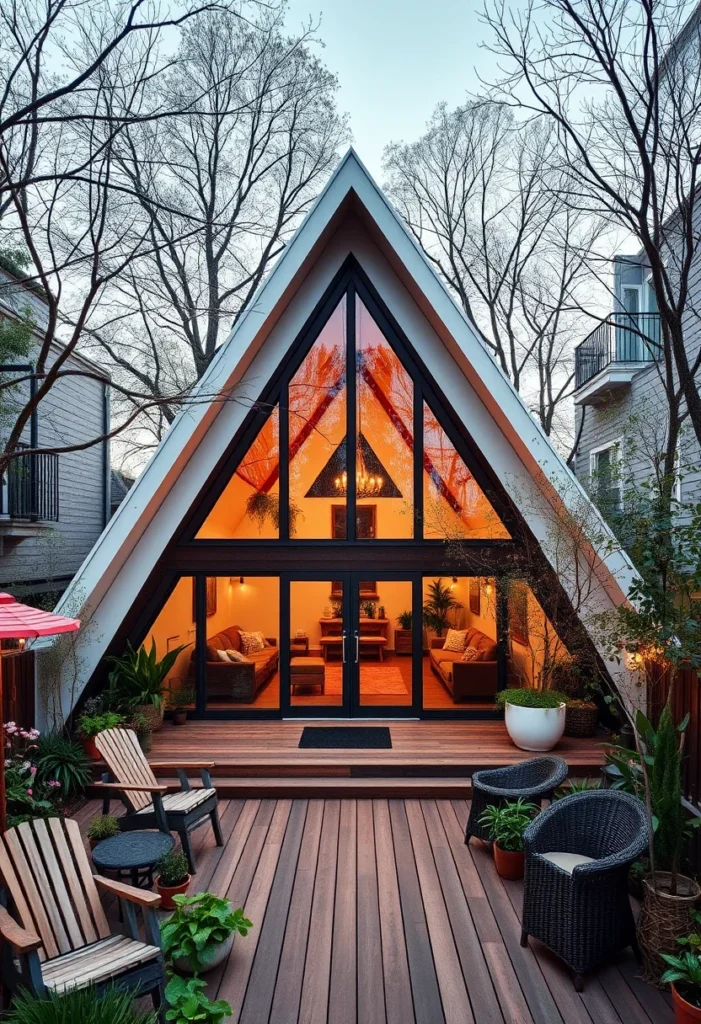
xmin=574 ymin=312 xmax=661 ymax=390
xmin=3 ymin=444 xmax=59 ymax=521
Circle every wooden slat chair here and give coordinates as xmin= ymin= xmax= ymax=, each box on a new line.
xmin=0 ymin=818 xmax=165 ymax=1015
xmin=95 ymin=727 xmax=223 ymax=873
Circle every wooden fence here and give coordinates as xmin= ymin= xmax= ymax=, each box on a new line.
xmin=1 ymin=650 xmax=35 ymax=729
xmin=647 ymin=661 xmax=701 ymax=808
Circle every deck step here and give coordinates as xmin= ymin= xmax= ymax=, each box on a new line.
xmin=89 ymin=776 xmax=474 ymax=799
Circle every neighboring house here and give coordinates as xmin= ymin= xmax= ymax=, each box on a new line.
xmin=110 ymin=469 xmax=134 ymax=520
xmin=38 ymin=150 xmax=640 ymax=729
xmin=0 ymin=264 xmax=111 ymax=596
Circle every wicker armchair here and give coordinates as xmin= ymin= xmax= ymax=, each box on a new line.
xmin=465 ymin=756 xmax=568 ymax=844
xmin=520 ymin=790 xmax=649 ymax=990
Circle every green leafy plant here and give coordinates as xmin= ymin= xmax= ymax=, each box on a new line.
xmin=495 ymin=688 xmax=568 ymax=709
xmin=478 ymin=798 xmax=539 ymax=852
xmin=422 ymin=578 xmax=463 ymax=636
xmin=396 ymin=610 xmax=413 ymax=630
xmin=161 ymin=892 xmax=252 ymax=970
xmin=363 ymin=600 xmax=375 ymax=618
xmin=35 ymin=733 xmax=91 ymax=801
xmin=86 ymin=815 xmax=120 ymax=842
xmin=77 ymin=711 xmax=125 ymax=738
xmin=155 ymin=850 xmax=190 ymax=888
xmin=661 ymin=950 xmax=701 ymax=1008
xmin=165 ymin=975 xmax=232 ymax=1024
xmin=245 ymin=491 xmax=303 ymax=537
xmin=5 ymin=984 xmax=157 ymax=1023
xmin=555 ymin=778 xmax=600 ymax=800
xmin=106 ymin=638 xmax=189 ymax=712
xmin=167 ymin=686 xmax=197 ymax=712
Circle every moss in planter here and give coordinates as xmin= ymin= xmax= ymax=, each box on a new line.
xmin=495 ymin=688 xmax=568 ymax=709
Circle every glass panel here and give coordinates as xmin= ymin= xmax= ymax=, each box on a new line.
xmin=289 ymin=580 xmax=344 ymax=707
xmin=289 ymin=297 xmax=347 ymax=538
xmin=355 ymin=297 xmax=413 ymax=538
xmin=196 ymin=406 xmax=279 ymax=539
xmin=506 ymin=580 xmax=570 ymax=690
xmin=422 ymin=576 xmax=498 ymax=709
xmin=422 ymin=402 xmax=510 ymax=539
xmin=143 ymin=576 xmax=196 ymax=712
xmin=203 ymin=576 xmax=280 ymax=710
xmin=357 ymin=580 xmax=412 ymax=706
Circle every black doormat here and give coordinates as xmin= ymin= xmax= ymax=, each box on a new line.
xmin=299 ymin=726 xmax=392 ymax=749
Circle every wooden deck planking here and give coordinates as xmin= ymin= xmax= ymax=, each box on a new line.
xmin=76 ymin=797 xmax=672 ymax=1024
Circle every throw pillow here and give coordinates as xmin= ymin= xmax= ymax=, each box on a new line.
xmin=443 ymin=629 xmax=468 ymax=653
xmin=215 ymin=649 xmax=231 ymax=663
xmin=240 ymin=630 xmax=266 ymax=655
xmin=226 ymin=648 xmax=252 ymax=664
xmin=460 ymin=646 xmax=480 ymax=662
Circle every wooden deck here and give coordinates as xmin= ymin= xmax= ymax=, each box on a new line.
xmin=76 ymin=796 xmax=672 ymax=1024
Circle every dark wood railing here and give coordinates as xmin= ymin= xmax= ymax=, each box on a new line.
xmin=574 ymin=312 xmax=660 ymax=390
xmin=647 ymin=661 xmax=701 ymax=807
xmin=0 ymin=649 xmax=36 ymax=727
xmin=3 ymin=444 xmax=59 ymax=522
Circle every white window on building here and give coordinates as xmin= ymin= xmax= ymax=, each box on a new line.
xmin=590 ymin=441 xmax=622 ymax=511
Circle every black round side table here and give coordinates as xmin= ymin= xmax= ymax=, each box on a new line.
xmin=92 ymin=830 xmax=175 ymax=888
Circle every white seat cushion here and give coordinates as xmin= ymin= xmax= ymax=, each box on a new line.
xmin=137 ymin=787 xmax=216 ymax=815
xmin=541 ymin=851 xmax=595 ymax=874
xmin=42 ymin=934 xmax=161 ymax=993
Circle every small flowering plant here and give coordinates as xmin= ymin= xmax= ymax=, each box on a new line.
xmin=3 ymin=723 xmax=60 ymax=820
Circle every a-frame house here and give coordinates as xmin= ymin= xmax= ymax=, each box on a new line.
xmin=38 ymin=150 xmax=639 ymax=726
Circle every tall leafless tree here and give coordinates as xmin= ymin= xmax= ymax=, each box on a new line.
xmin=383 ymin=100 xmax=603 ymax=445
xmin=87 ymin=7 xmax=347 ymax=454
xmin=483 ymin=0 xmax=701 ymax=485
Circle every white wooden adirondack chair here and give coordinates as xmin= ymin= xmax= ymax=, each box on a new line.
xmin=0 ymin=817 xmax=165 ymax=1014
xmin=95 ymin=727 xmax=222 ymax=873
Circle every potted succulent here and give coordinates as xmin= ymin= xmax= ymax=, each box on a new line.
xmin=661 ymin=950 xmax=701 ymax=1023
xmin=106 ymin=638 xmax=188 ymax=731
xmin=161 ymin=891 xmax=253 ymax=974
xmin=478 ymin=798 xmax=539 ymax=879
xmin=167 ymin=685 xmax=196 ymax=727
xmin=395 ymin=610 xmax=413 ymax=655
xmin=86 ymin=814 xmax=120 ymax=850
xmin=154 ymin=850 xmax=191 ymax=910
xmin=77 ymin=710 xmax=125 ymax=760
xmin=496 ymin=688 xmax=568 ymax=751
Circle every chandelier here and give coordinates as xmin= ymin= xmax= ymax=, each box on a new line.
xmin=334 ymin=459 xmax=384 ymax=498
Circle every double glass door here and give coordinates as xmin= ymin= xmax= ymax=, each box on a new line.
xmin=285 ymin=572 xmax=419 ymax=717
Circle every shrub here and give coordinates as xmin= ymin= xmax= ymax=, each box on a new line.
xmin=77 ymin=711 xmax=125 ymax=739
xmin=35 ymin=733 xmax=91 ymax=801
xmin=165 ymin=976 xmax=231 ymax=1024
xmin=86 ymin=815 xmax=120 ymax=842
xmin=161 ymin=892 xmax=252 ymax=970
xmin=495 ymin=688 xmax=568 ymax=709
xmin=155 ymin=850 xmax=190 ymax=888
xmin=5 ymin=985 xmax=157 ymax=1023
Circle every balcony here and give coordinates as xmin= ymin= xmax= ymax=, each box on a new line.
xmin=0 ymin=444 xmax=59 ymax=523
xmin=574 ymin=312 xmax=660 ymax=404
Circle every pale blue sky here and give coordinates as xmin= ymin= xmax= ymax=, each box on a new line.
xmin=284 ymin=0 xmax=491 ymax=179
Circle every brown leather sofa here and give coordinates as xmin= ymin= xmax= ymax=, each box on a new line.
xmin=189 ymin=625 xmax=279 ymax=702
xmin=429 ymin=627 xmax=498 ymax=702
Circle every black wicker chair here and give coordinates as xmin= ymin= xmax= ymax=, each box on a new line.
xmin=465 ymin=756 xmax=568 ymax=844
xmin=520 ymin=789 xmax=649 ymax=990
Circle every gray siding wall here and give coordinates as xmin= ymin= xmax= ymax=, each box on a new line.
xmin=0 ymin=272 xmax=109 ymax=590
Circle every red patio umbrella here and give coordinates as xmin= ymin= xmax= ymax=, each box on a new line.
xmin=0 ymin=593 xmax=80 ymax=831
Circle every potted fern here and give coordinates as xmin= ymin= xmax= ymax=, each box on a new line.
xmin=395 ymin=611 xmax=413 ymax=655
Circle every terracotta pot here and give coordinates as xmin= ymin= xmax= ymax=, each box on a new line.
xmin=156 ymin=874 xmax=191 ymax=911
xmin=638 ymin=873 xmax=701 ymax=982
xmin=82 ymin=736 xmax=101 ymax=761
xmin=671 ymin=984 xmax=701 ymax=1023
xmin=493 ymin=844 xmax=525 ymax=880
xmin=134 ymin=703 xmax=164 ymax=732
xmin=565 ymin=702 xmax=599 ymax=738
xmin=173 ymin=934 xmax=235 ymax=975
xmin=172 ymin=709 xmax=187 ymax=727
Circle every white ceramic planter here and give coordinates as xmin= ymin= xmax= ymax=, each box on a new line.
xmin=504 ymin=702 xmax=566 ymax=751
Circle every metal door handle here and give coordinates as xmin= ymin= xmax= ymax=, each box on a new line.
xmin=354 ymin=630 xmax=359 ymax=663
xmin=342 ymin=632 xmax=347 ymax=663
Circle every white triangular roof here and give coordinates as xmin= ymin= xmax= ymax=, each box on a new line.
xmin=41 ymin=149 xmax=639 ymax=725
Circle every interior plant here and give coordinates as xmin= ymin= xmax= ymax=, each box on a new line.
xmin=161 ymin=891 xmax=253 ymax=974
xmin=34 ymin=733 xmax=91 ymax=802
xmin=478 ymin=798 xmax=539 ymax=879
xmin=167 ymin=685 xmax=197 ymax=727
xmin=496 ymin=688 xmax=569 ymax=752
xmin=363 ymin=600 xmax=375 ymax=618
xmin=395 ymin=610 xmax=413 ymax=654
xmin=397 ymin=610 xmax=412 ymax=630
xmin=245 ymin=491 xmax=303 ymax=537
xmin=165 ymin=975 xmax=232 ymax=1024
xmin=106 ymin=638 xmax=189 ymax=731
xmin=4 ymin=985 xmax=157 ymax=1024
xmin=86 ymin=814 xmax=120 ymax=849
xmin=155 ymin=850 xmax=191 ymax=910
xmin=378 ymin=604 xmax=385 ymax=619
xmin=422 ymin=577 xmax=463 ymax=636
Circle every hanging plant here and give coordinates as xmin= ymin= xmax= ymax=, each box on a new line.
xmin=245 ymin=492 xmax=304 ymax=536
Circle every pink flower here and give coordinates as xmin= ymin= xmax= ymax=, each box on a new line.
xmin=47 ymin=780 xmax=61 ymax=789
xmin=26 ymin=788 xmax=32 ymax=797
xmin=30 ymin=766 xmax=37 ymax=775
